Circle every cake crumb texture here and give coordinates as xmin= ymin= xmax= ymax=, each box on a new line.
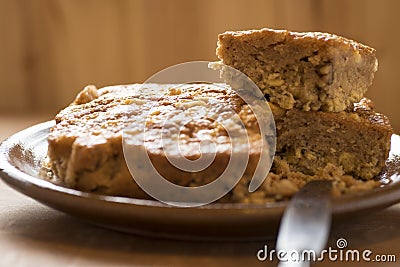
xmin=217 ymin=28 xmax=378 ymax=112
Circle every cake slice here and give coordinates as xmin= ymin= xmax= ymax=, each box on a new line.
xmin=225 ymin=98 xmax=392 ymax=203
xmin=271 ymin=98 xmax=392 ymax=180
xmin=216 ymin=28 xmax=378 ymax=112
xmin=46 ymin=84 xmax=392 ymax=202
xmin=47 ymin=84 xmax=271 ymax=199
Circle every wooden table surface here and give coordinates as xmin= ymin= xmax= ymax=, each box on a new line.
xmin=0 ymin=115 xmax=399 ymax=267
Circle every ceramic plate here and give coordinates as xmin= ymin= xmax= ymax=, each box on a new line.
xmin=1 ymin=121 xmax=400 ymax=240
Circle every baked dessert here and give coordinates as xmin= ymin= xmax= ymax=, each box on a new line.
xmin=47 ymin=83 xmax=271 ymax=198
xmin=227 ymin=158 xmax=383 ymax=204
xmin=272 ymin=98 xmax=392 ymax=180
xmin=216 ymin=28 xmax=378 ymax=112
xmin=46 ymin=84 xmax=392 ymax=202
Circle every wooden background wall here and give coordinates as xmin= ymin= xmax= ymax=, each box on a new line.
xmin=1 ymin=0 xmax=399 ymax=132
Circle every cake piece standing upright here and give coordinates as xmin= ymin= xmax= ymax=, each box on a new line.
xmin=216 ymin=28 xmax=378 ymax=112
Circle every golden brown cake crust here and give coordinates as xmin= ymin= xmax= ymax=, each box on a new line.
xmin=220 ymin=29 xmax=375 ymax=55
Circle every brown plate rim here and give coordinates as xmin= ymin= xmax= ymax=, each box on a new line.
xmin=1 ymin=121 xmax=400 ymax=239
